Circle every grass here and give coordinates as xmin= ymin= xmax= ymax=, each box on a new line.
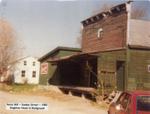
xmin=0 ymin=83 xmax=64 ymax=98
xmin=0 ymin=83 xmax=37 ymax=93
xmin=10 ymin=84 xmax=37 ymax=92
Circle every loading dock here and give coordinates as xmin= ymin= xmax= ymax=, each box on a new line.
xmin=48 ymin=53 xmax=98 ymax=98
xmin=49 ymin=53 xmax=98 ymax=88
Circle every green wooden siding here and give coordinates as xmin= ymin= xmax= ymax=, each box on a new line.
xmin=97 ymin=50 xmax=126 ymax=93
xmin=57 ymin=50 xmax=77 ymax=57
xmin=39 ymin=50 xmax=79 ymax=85
xmin=39 ymin=48 xmax=150 ymax=92
xmin=127 ymin=49 xmax=150 ymax=90
xmin=97 ymin=49 xmax=150 ymax=92
xmin=39 ymin=63 xmax=57 ymax=85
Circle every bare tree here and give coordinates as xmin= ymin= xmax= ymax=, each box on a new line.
xmin=0 ymin=19 xmax=20 ymax=83
xmin=93 ymin=3 xmax=114 ymax=14
xmin=93 ymin=3 xmax=146 ymax=19
xmin=131 ymin=7 xmax=146 ymax=19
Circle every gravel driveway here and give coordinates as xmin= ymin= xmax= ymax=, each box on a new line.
xmin=0 ymin=91 xmax=107 ymax=114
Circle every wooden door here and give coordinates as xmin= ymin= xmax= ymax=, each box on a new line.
xmin=116 ymin=61 xmax=125 ymax=91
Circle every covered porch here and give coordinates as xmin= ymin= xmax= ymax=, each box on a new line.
xmin=48 ymin=53 xmax=98 ymax=88
xmin=48 ymin=53 xmax=98 ymax=99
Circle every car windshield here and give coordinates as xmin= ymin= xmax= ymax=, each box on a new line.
xmin=137 ymin=95 xmax=150 ymax=112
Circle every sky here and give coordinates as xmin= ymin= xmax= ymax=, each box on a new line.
xmin=0 ymin=0 xmax=149 ymax=58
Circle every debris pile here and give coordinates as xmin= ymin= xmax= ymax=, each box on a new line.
xmin=103 ymin=91 xmax=122 ymax=104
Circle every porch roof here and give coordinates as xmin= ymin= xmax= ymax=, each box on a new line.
xmin=47 ymin=53 xmax=98 ymax=63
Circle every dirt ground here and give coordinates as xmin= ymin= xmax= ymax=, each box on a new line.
xmin=0 ymin=86 xmax=107 ymax=114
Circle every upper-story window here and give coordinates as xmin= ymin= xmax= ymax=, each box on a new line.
xmin=97 ymin=28 xmax=103 ymax=39
xmin=33 ymin=61 xmax=36 ymax=66
xmin=24 ymin=61 xmax=27 ymax=66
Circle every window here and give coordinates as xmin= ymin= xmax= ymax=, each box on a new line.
xmin=97 ymin=28 xmax=103 ymax=38
xmin=33 ymin=61 xmax=36 ymax=66
xmin=117 ymin=93 xmax=131 ymax=110
xmin=24 ymin=61 xmax=27 ymax=65
xmin=137 ymin=96 xmax=150 ymax=112
xmin=126 ymin=98 xmax=131 ymax=114
xmin=32 ymin=71 xmax=36 ymax=78
xmin=21 ymin=70 xmax=25 ymax=77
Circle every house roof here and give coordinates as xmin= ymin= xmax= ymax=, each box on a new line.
xmin=129 ymin=19 xmax=150 ymax=48
xmin=9 ymin=56 xmax=38 ymax=65
xmin=129 ymin=45 xmax=150 ymax=50
xmin=38 ymin=46 xmax=81 ymax=62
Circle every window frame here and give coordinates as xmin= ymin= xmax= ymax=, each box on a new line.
xmin=97 ymin=28 xmax=103 ymax=39
xmin=21 ymin=70 xmax=26 ymax=77
xmin=33 ymin=61 xmax=36 ymax=66
xmin=136 ymin=95 xmax=150 ymax=112
xmin=24 ymin=61 xmax=27 ymax=66
xmin=116 ymin=92 xmax=131 ymax=110
xmin=32 ymin=71 xmax=36 ymax=78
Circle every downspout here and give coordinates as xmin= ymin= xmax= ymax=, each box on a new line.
xmin=81 ymin=24 xmax=84 ymax=52
xmin=125 ymin=1 xmax=132 ymax=91
xmin=126 ymin=1 xmax=132 ymax=45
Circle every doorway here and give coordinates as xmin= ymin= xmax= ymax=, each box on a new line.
xmin=116 ymin=61 xmax=125 ymax=91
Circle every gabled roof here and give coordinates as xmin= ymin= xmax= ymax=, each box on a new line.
xmin=9 ymin=56 xmax=38 ymax=65
xmin=38 ymin=46 xmax=81 ymax=62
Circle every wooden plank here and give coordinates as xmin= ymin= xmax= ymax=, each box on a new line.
xmin=57 ymin=85 xmax=97 ymax=95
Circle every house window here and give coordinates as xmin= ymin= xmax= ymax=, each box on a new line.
xmin=33 ymin=62 xmax=36 ymax=66
xmin=24 ymin=61 xmax=27 ymax=65
xmin=97 ymin=28 xmax=103 ymax=38
xmin=21 ymin=70 xmax=25 ymax=77
xmin=32 ymin=71 xmax=36 ymax=78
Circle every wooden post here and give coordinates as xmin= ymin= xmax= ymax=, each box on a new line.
xmin=68 ymin=91 xmax=72 ymax=96
xmin=81 ymin=93 xmax=85 ymax=99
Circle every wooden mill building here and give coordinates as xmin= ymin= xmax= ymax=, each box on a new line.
xmin=39 ymin=46 xmax=81 ymax=85
xmin=80 ymin=2 xmax=150 ymax=91
xmin=39 ymin=2 xmax=150 ymax=93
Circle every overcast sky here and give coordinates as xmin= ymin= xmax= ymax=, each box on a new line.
xmin=0 ymin=0 xmax=149 ymax=58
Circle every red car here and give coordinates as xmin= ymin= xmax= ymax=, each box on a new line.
xmin=108 ymin=91 xmax=150 ymax=114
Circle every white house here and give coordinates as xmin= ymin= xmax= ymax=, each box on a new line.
xmin=13 ymin=56 xmax=40 ymax=84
